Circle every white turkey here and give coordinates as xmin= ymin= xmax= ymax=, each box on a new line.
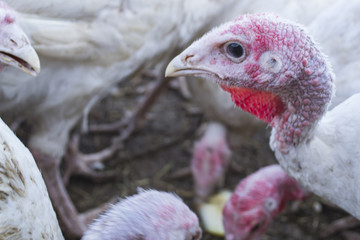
xmin=186 ymin=1 xmax=360 ymax=236
xmin=166 ymin=10 xmax=360 ymax=230
xmin=0 ymin=2 xmax=63 ymax=239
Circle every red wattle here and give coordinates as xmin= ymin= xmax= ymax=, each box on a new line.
xmin=220 ymin=85 xmax=284 ymax=124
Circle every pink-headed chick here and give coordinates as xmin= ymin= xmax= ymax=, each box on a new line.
xmin=191 ymin=122 xmax=232 ymax=201
xmin=223 ymin=165 xmax=308 ymax=240
xmin=81 ymin=189 xmax=202 ymax=240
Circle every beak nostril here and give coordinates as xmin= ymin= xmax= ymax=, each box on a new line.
xmin=10 ymin=39 xmax=17 ymax=46
xmin=184 ymin=54 xmax=194 ymax=62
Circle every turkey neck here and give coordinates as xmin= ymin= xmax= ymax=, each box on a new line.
xmin=271 ymin=50 xmax=334 ymax=154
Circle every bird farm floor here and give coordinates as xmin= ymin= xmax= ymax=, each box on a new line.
xmin=66 ymin=74 xmax=359 ymax=240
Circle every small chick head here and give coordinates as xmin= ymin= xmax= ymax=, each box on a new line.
xmin=222 ymin=165 xmax=307 ymax=240
xmin=191 ymin=123 xmax=232 ymax=201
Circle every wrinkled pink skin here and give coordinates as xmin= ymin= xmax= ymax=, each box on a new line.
xmin=191 ymin=123 xmax=232 ymax=201
xmin=223 ymin=165 xmax=309 ymax=240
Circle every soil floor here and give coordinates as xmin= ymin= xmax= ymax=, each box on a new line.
xmin=64 ymin=74 xmax=359 ymax=240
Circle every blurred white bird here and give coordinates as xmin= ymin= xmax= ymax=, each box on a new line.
xmin=0 ymin=2 xmax=63 ymax=239
xmin=0 ymin=0 xmax=236 ymax=238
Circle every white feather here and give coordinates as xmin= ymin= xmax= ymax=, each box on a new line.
xmin=272 ymin=93 xmax=360 ymax=218
xmin=0 ymin=118 xmax=63 ymax=239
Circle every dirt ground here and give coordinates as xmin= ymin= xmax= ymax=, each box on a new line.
xmin=66 ymin=74 xmax=360 ymax=240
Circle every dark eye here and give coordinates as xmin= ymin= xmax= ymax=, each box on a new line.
xmin=227 ymin=43 xmax=244 ymax=57
xmin=224 ymin=41 xmax=245 ymax=63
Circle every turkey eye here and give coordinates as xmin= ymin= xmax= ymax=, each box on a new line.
xmin=224 ymin=42 xmax=245 ymax=63
xmin=227 ymin=43 xmax=244 ymax=57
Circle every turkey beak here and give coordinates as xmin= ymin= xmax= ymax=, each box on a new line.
xmin=165 ymin=54 xmax=190 ymax=77
xmin=166 ymin=52 xmax=223 ymax=79
xmin=0 ymin=21 xmax=40 ymax=76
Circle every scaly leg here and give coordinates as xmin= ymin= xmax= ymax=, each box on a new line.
xmin=32 ymin=149 xmax=113 ymax=239
xmin=62 ymin=78 xmax=173 ymax=183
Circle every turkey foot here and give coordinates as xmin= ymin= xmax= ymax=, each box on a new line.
xmin=32 ymin=149 xmax=113 ymax=239
xmin=62 ymin=72 xmax=172 ymax=185
xmin=62 ymin=134 xmax=120 ymax=185
xmin=89 ymin=77 xmax=172 ymax=136
xmin=321 ymin=215 xmax=360 ymax=239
